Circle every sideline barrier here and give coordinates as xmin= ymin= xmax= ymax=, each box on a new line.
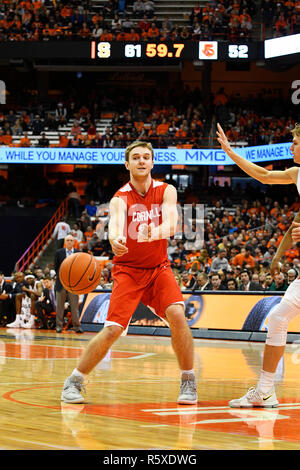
xmin=78 ymin=290 xmax=300 ymax=343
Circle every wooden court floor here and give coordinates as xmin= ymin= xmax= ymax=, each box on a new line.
xmin=1 ymin=327 xmax=300 ymax=451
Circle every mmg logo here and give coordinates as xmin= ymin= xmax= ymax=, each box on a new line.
xmin=0 ymin=81 xmax=6 ymax=104
xmin=291 ymin=80 xmax=300 ymax=105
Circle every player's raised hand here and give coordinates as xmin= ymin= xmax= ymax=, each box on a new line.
xmin=216 ymin=123 xmax=233 ymax=155
xmin=110 ymin=236 xmax=128 ymax=256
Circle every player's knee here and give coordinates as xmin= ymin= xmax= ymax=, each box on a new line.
xmin=103 ymin=324 xmax=123 ymax=341
xmin=266 ymin=301 xmax=297 ymax=346
xmin=165 ymin=303 xmax=185 ymax=324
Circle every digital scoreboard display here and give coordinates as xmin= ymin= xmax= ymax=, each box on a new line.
xmin=90 ymin=41 xmax=260 ymax=61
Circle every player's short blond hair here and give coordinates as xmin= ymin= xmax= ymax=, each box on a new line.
xmin=292 ymin=123 xmax=300 ymax=137
xmin=125 ymin=141 xmax=154 ymax=162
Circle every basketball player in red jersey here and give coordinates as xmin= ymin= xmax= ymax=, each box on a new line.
xmin=61 ymin=141 xmax=197 ymax=404
xmin=217 ymin=122 xmax=300 ymax=408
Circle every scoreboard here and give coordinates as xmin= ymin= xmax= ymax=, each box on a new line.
xmin=90 ymin=40 xmax=262 ymax=62
xmin=0 ymin=35 xmax=298 ymax=63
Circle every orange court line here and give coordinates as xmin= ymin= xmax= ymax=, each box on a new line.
xmin=0 ymin=343 xmax=144 ymax=359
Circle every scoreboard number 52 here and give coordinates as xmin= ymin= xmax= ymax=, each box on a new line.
xmin=228 ymin=44 xmax=249 ymax=58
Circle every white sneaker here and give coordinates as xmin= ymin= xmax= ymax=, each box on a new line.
xmin=22 ymin=315 xmax=35 ymax=329
xmin=229 ymin=387 xmax=278 ymax=408
xmin=177 ymin=373 xmax=198 ymax=405
xmin=6 ymin=315 xmax=22 ymax=328
xmin=61 ymin=376 xmax=86 ymax=404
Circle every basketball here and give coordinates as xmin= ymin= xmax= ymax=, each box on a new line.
xmin=59 ymin=252 xmax=102 ymax=294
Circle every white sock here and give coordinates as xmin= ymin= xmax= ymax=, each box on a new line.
xmin=257 ymin=369 xmax=275 ymax=394
xmin=181 ymin=369 xmax=195 ymax=378
xmin=71 ymin=368 xmax=86 ymax=381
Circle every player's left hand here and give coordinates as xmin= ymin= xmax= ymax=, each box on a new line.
xmin=137 ymin=223 xmax=156 ymax=242
xmin=147 ymin=223 xmax=157 ymax=241
xmin=137 ymin=223 xmax=149 ymax=242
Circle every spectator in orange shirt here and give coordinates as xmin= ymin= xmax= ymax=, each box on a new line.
xmin=61 ymin=5 xmax=73 ymax=20
xmin=285 ymin=0 xmax=295 ymax=10
xmin=84 ymin=226 xmax=94 ymax=241
xmin=59 ymin=132 xmax=70 ymax=147
xmin=147 ymin=22 xmax=160 ymax=39
xmin=92 ymin=13 xmax=103 ymax=25
xmin=214 ymin=87 xmax=228 ymax=106
xmin=0 ymin=16 xmax=12 ymax=30
xmin=70 ymin=135 xmax=80 ymax=147
xmin=239 ymin=8 xmax=251 ymax=23
xmin=3 ymin=131 xmax=12 ymax=145
xmin=32 ymin=0 xmax=43 ymax=11
xmin=19 ymin=132 xmax=31 ymax=147
xmin=100 ymin=29 xmax=114 ymax=41
xmin=78 ymin=22 xmax=91 ymax=39
xmin=127 ymin=28 xmax=140 ymax=41
xmin=116 ymin=29 xmax=130 ymax=41
xmin=156 ymin=118 xmax=170 ymax=135
xmin=175 ymin=124 xmax=188 ymax=139
xmin=285 ymin=247 xmax=299 ymax=263
xmin=275 ymin=13 xmax=289 ymax=35
xmin=232 ymin=246 xmax=256 ymax=269
xmin=42 ymin=24 xmax=55 ymax=37
xmin=20 ymin=1 xmax=32 ymax=11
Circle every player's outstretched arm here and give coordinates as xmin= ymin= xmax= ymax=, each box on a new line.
xmin=108 ymin=196 xmax=128 ymax=257
xmin=216 ymin=123 xmax=297 ymax=185
xmin=149 ymin=184 xmax=178 ymax=241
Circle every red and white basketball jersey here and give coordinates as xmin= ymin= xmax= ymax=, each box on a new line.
xmin=112 ymin=179 xmax=169 ymax=268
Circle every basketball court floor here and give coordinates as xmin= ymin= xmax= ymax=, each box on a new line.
xmin=1 ymin=327 xmax=300 ymax=451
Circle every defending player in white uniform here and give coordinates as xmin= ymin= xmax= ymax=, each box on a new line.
xmin=217 ymin=122 xmax=300 ymax=407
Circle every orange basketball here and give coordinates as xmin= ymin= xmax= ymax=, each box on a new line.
xmin=59 ymin=252 xmax=102 ymax=294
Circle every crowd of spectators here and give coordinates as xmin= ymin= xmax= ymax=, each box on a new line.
xmin=0 ymin=0 xmax=298 ymax=43
xmin=189 ymin=0 xmax=256 ymax=42
xmin=0 ymin=84 xmax=298 ymax=151
xmin=213 ymin=88 xmax=299 ymax=146
xmin=0 ymin=85 xmax=211 ymax=149
xmin=261 ymin=0 xmax=300 ymax=37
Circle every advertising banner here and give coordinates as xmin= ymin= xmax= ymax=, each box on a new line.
xmin=0 ymin=142 xmax=293 ymax=165
xmin=79 ymin=291 xmax=300 ymax=334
